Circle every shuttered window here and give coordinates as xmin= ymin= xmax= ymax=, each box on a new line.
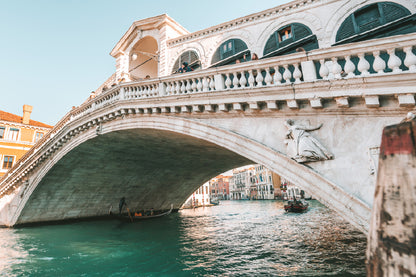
xmin=172 ymin=50 xmax=200 ymax=74
xmin=263 ymin=23 xmax=317 ymax=57
xmin=3 ymin=156 xmax=13 ymax=169
xmin=335 ymin=2 xmax=412 ymax=44
xmin=0 ymin=127 xmax=4 ymax=139
xmin=7 ymin=128 xmax=19 ymax=141
xmin=211 ymin=39 xmax=249 ymax=66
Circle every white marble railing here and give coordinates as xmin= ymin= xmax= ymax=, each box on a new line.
xmin=0 ymin=34 xmax=415 ymax=196
xmin=94 ymin=33 xmax=416 ymax=107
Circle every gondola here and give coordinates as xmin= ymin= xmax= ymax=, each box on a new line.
xmin=284 ymin=199 xmax=309 ymax=213
xmin=115 ymin=204 xmax=173 ymax=222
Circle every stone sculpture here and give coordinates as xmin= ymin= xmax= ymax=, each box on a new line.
xmin=284 ymin=119 xmax=334 ymax=163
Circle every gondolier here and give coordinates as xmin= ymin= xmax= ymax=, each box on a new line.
xmin=119 ymin=197 xmax=127 ymax=214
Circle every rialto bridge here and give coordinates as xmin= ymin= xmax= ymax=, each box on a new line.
xmin=0 ymin=0 xmax=415 ymax=233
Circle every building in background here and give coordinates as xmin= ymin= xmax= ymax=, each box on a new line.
xmin=0 ymin=105 xmax=53 ymax=177
xmin=209 ymin=175 xmax=231 ymax=200
xmin=253 ymin=165 xmax=282 ymax=200
xmin=182 ymin=182 xmax=211 ymax=209
xmin=229 ymin=166 xmax=255 ymax=200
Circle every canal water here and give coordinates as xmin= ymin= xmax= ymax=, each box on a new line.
xmin=0 ymin=200 xmax=366 ymax=276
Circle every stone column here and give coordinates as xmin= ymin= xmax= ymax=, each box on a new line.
xmin=367 ymin=118 xmax=416 ymax=276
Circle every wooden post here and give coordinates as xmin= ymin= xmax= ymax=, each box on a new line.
xmin=367 ymin=118 xmax=416 ymax=276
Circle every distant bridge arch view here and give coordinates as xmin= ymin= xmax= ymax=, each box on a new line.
xmin=1 ymin=0 xmax=416 ymax=234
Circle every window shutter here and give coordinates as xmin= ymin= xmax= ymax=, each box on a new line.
xmin=234 ymin=39 xmax=248 ymax=54
xmin=211 ymin=48 xmax=221 ymax=64
xmin=381 ymin=2 xmax=411 ymax=23
xmin=355 ymin=4 xmax=382 ymax=33
xmin=336 ymin=14 xmax=356 ymax=42
xmin=292 ymin=23 xmax=311 ymax=40
xmin=263 ymin=34 xmax=278 ymax=55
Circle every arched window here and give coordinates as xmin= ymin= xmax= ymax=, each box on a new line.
xmin=335 ymin=2 xmax=415 ymax=45
xmin=210 ymin=39 xmax=250 ymax=67
xmin=172 ymin=50 xmax=200 ymax=74
xmin=263 ymin=23 xmax=318 ymax=58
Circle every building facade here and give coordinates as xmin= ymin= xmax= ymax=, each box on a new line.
xmin=0 ymin=105 xmax=52 ymax=177
xmin=229 ymin=166 xmax=255 ymax=200
xmin=210 ymin=175 xmax=231 ymax=200
xmin=182 ymin=182 xmax=211 ymax=208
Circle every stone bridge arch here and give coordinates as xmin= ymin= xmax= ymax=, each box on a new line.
xmin=5 ymin=115 xmax=369 ymax=233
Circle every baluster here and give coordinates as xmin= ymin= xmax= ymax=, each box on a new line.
xmin=175 ymin=81 xmax=181 ymax=95
xmin=154 ymin=84 xmax=159 ymax=96
xmin=331 ymin=57 xmax=342 ymax=79
xmin=151 ymin=85 xmax=156 ymax=97
xmin=404 ymin=46 xmax=416 ymax=72
xmin=319 ymin=59 xmax=329 ymax=79
xmin=256 ymin=69 xmax=264 ymax=87
xmin=232 ymin=72 xmax=239 ymax=89
xmin=209 ymin=76 xmax=215 ymax=91
xmin=293 ymin=63 xmax=302 ymax=83
xmin=239 ymin=71 xmax=247 ymax=87
xmin=264 ymin=68 xmax=272 ymax=86
xmin=141 ymin=86 xmax=146 ymax=97
xmin=197 ymin=77 xmax=203 ymax=92
xmin=148 ymin=85 xmax=153 ymax=97
xmin=181 ymin=81 xmax=186 ymax=94
xmin=225 ymin=73 xmax=232 ymax=89
xmin=165 ymin=82 xmax=171 ymax=96
xmin=150 ymin=85 xmax=156 ymax=97
xmin=203 ymin=77 xmax=209 ymax=92
xmin=357 ymin=54 xmax=370 ymax=76
xmin=344 ymin=55 xmax=356 ymax=77
xmin=248 ymin=70 xmax=255 ymax=87
xmin=191 ymin=78 xmax=197 ymax=92
xmin=373 ymin=51 xmax=386 ymax=74
xmin=387 ymin=49 xmax=402 ymax=73
xmin=273 ymin=66 xmax=282 ymax=85
xmin=283 ymin=65 xmax=292 ymax=83
xmin=186 ymin=80 xmax=192 ymax=93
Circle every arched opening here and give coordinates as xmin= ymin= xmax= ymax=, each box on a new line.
xmin=172 ymin=50 xmax=201 ymax=74
xmin=210 ymin=38 xmax=250 ymax=67
xmin=262 ymin=23 xmax=318 ymax=58
xmin=334 ymin=2 xmax=416 ymax=45
xmin=11 ymin=116 xmax=370 ymax=233
xmin=129 ymin=36 xmax=158 ymax=80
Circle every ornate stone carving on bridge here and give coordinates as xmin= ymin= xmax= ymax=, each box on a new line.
xmin=284 ymin=119 xmax=334 ymax=163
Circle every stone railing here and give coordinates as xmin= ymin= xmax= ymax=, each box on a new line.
xmin=0 ymin=33 xmax=415 ymax=196
xmin=70 ymin=33 xmax=416 ymax=118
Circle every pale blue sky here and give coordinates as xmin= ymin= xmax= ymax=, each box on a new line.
xmin=1 ymin=0 xmax=290 ymax=125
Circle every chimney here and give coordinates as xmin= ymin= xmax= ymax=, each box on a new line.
xmin=22 ymin=104 xmax=33 ymax=125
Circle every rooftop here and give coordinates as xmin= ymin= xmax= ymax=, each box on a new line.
xmin=0 ymin=110 xmax=53 ymax=129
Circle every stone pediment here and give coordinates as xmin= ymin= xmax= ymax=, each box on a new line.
xmin=110 ymin=14 xmax=189 ymax=57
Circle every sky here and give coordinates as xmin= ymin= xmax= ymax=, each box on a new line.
xmin=0 ymin=0 xmax=290 ymax=126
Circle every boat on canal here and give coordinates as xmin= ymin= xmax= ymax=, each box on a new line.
xmin=115 ymin=204 xmax=173 ymax=222
xmin=284 ymin=199 xmax=309 ymax=213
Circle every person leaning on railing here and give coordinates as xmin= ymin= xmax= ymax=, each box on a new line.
xmin=178 ymin=62 xmax=193 ymax=73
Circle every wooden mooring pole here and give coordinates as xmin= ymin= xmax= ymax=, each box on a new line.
xmin=367 ymin=117 xmax=416 ymax=276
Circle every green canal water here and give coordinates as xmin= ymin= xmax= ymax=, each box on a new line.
xmin=0 ymin=200 xmax=366 ymax=276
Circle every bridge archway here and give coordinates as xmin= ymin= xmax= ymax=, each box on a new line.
xmin=128 ymin=36 xmax=158 ymax=80
xmin=10 ymin=116 xmax=369 ymax=232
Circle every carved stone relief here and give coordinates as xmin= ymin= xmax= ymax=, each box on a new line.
xmin=284 ymin=119 xmax=334 ymax=163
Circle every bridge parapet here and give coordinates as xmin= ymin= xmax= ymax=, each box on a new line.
xmin=83 ymin=33 xmax=416 ymax=118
